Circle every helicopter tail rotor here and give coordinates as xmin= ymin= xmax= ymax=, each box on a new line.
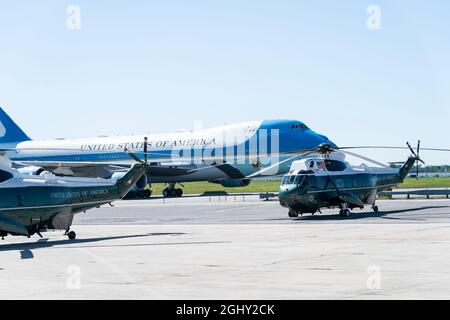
xmin=124 ymin=137 xmax=149 ymax=166
xmin=406 ymin=141 xmax=425 ymax=180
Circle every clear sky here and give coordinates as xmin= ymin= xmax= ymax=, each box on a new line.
xmin=0 ymin=1 xmax=449 ymax=164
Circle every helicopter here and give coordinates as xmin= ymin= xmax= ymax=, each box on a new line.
xmin=0 ymin=149 xmax=148 ymax=241
xmin=278 ymin=141 xmax=445 ymax=218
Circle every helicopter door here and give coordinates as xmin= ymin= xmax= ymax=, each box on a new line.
xmin=296 ymin=175 xmax=309 ymax=194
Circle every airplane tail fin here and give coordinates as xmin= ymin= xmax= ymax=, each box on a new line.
xmin=0 ymin=107 xmax=31 ymax=144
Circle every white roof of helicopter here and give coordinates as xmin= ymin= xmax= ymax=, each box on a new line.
xmin=288 ymin=153 xmax=398 ymax=176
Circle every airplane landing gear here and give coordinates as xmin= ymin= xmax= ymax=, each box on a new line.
xmin=124 ymin=189 xmax=152 ymax=200
xmin=372 ymin=205 xmax=379 ymax=212
xmin=163 ymin=183 xmax=184 ymax=198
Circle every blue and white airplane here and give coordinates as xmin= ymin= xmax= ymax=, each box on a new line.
xmin=0 ymin=107 xmax=336 ymax=197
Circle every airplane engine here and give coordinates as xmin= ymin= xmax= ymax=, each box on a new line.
xmin=111 ymin=171 xmax=151 ymax=198
xmin=210 ymin=178 xmax=252 ymax=188
xmin=17 ymin=166 xmax=46 ymax=176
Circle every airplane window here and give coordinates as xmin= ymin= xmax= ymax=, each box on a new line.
xmin=325 ymin=160 xmax=347 ymax=172
xmin=0 ymin=170 xmax=13 ymax=183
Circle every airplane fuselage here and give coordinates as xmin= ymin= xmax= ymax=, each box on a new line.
xmin=6 ymin=120 xmax=336 ymax=183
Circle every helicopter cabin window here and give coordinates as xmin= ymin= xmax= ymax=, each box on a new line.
xmin=324 ymin=160 xmax=346 ymax=172
xmin=0 ymin=170 xmax=13 ymax=183
xmin=294 ymin=175 xmax=307 ymax=186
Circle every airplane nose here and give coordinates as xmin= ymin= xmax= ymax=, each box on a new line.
xmin=315 ymin=133 xmax=338 ymax=149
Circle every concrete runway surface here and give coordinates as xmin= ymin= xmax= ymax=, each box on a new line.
xmin=1 ymin=196 xmax=450 ymax=299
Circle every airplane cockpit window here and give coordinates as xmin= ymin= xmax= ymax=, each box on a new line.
xmin=0 ymin=170 xmax=13 ymax=183
xmin=325 ymin=160 xmax=347 ymax=172
xmin=291 ymin=124 xmax=309 ymax=130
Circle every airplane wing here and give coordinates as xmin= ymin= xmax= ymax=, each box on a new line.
xmin=13 ymin=160 xmax=247 ymax=180
xmin=13 ymin=161 xmax=130 ymax=178
xmin=13 ymin=160 xmax=203 ymax=179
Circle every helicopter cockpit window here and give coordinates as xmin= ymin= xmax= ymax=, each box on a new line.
xmin=0 ymin=170 xmax=13 ymax=183
xmin=309 ymin=161 xmax=315 ymax=168
xmin=325 ymin=160 xmax=347 ymax=172
xmin=282 ymin=176 xmax=291 ymax=185
xmin=282 ymin=175 xmax=308 ymax=186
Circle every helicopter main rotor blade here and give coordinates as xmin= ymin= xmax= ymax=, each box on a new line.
xmin=416 ymin=140 xmax=421 ymax=180
xmin=124 ymin=148 xmax=144 ymax=164
xmin=144 ymin=137 xmax=148 ymax=164
xmin=246 ymin=150 xmax=314 ymax=178
xmin=337 ymin=150 xmax=389 ymax=168
xmin=339 ymin=146 xmax=450 ymax=152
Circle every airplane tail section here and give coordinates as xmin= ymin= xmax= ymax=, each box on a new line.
xmin=0 ymin=107 xmax=31 ymax=144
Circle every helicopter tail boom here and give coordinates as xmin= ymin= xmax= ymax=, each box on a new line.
xmin=399 ymin=156 xmax=421 ymax=181
xmin=115 ymin=164 xmax=148 ymax=197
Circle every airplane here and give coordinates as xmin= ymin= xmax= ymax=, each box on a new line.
xmin=0 ymin=107 xmax=336 ymax=198
xmin=278 ymin=142 xmax=450 ymax=218
xmin=0 ymin=155 xmax=147 ymax=240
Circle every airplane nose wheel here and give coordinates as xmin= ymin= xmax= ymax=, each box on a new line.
xmin=67 ymin=231 xmax=76 ymax=240
xmin=372 ymin=205 xmax=379 ymax=212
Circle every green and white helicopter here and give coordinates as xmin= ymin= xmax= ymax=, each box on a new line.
xmin=0 ymin=149 xmax=148 ymax=240
xmin=279 ymin=142 xmax=450 ymax=218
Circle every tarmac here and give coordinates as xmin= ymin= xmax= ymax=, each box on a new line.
xmin=1 ymin=196 xmax=450 ymax=299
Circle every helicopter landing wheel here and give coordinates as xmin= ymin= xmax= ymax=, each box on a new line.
xmin=340 ymin=209 xmax=351 ymax=217
xmin=67 ymin=231 xmax=76 ymax=240
xmin=288 ymin=211 xmax=299 ymax=218
xmin=372 ymin=205 xmax=379 ymax=212
xmin=175 ymin=188 xmax=183 ymax=197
